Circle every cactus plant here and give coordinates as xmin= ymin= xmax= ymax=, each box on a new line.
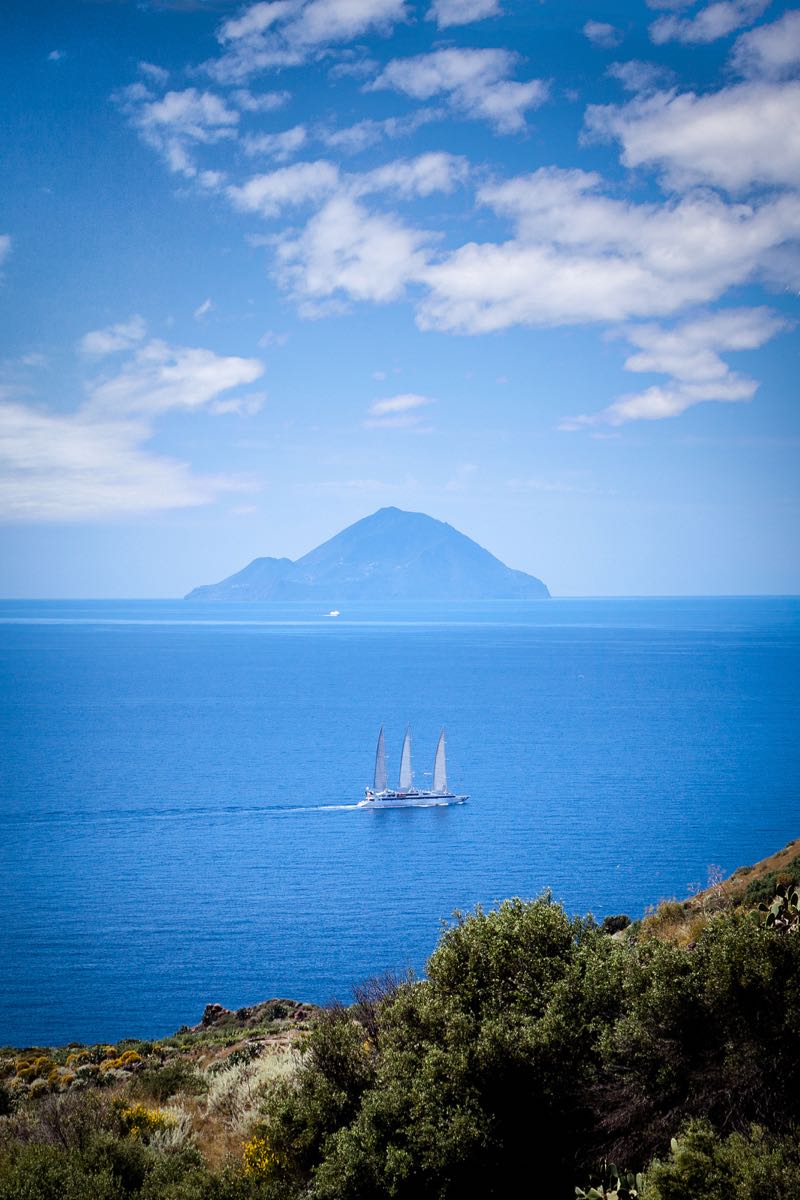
xmin=757 ymin=883 xmax=800 ymax=933
xmin=576 ymin=1161 xmax=644 ymax=1198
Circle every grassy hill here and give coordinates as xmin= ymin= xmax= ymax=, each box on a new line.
xmin=1 ymin=839 xmax=799 ymax=1200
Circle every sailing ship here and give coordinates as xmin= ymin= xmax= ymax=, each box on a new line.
xmin=360 ymin=726 xmax=468 ymax=807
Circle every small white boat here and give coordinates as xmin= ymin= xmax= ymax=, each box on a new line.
xmin=359 ymin=726 xmax=468 ymax=808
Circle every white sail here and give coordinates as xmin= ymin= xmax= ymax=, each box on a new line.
xmin=373 ymin=726 xmax=387 ymax=792
xmin=398 ymin=727 xmax=413 ymax=790
xmin=433 ymin=729 xmax=447 ymax=793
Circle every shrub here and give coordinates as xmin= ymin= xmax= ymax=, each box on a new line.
xmin=0 ymin=1142 xmax=121 ymax=1200
xmin=601 ymin=915 xmax=632 ymax=936
xmin=242 ymin=1133 xmax=281 ymax=1179
xmin=644 ymin=1120 xmax=800 ymax=1200
xmin=742 ymin=855 xmax=800 ymax=907
xmin=114 ymin=1101 xmax=176 ymax=1143
xmin=132 ymin=1060 xmax=207 ymax=1103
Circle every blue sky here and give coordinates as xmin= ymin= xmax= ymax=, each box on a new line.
xmin=1 ymin=0 xmax=798 ymax=596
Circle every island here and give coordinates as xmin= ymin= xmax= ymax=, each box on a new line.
xmin=185 ymin=506 xmax=550 ymax=601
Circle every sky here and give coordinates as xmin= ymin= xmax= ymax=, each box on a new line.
xmin=1 ymin=0 xmax=799 ymax=597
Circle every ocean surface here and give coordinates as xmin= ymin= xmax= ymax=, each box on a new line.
xmin=1 ymin=597 xmax=798 ymax=1047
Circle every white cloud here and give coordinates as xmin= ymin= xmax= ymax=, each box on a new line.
xmin=138 ymin=61 xmax=169 ymax=85
xmin=363 ymin=393 xmax=434 ymax=428
xmin=88 ymin=339 xmax=264 ymax=416
xmin=0 ymin=402 xmax=230 ymax=520
xmin=117 ymin=86 xmax=239 ymax=178
xmin=275 ymin=194 xmax=429 ymax=307
xmin=731 ymin=9 xmax=800 ymax=78
xmin=415 ymin=168 xmax=800 ymax=332
xmin=0 ymin=338 xmax=264 ymax=521
xmin=79 ymin=316 xmax=147 ymax=356
xmin=320 ymin=107 xmax=440 ymax=153
xmin=227 ymin=160 xmax=340 ymax=216
xmin=584 ymin=20 xmax=623 ymax=47
xmin=368 ymin=392 xmax=433 ymax=414
xmin=584 ymin=80 xmax=800 ymax=191
xmin=47 ymin=50 xmax=64 ymax=62
xmin=258 ymin=329 xmax=289 ymax=347
xmin=428 ymin=0 xmax=502 ymax=28
xmin=561 ymin=306 xmax=788 ymax=427
xmin=607 ymin=59 xmax=675 ymax=93
xmin=0 ymin=235 xmax=11 ymax=267
xmin=211 ymin=390 xmax=266 ymax=415
xmin=194 ymin=298 xmax=214 ymax=320
xmin=209 ymin=0 xmax=409 ymax=81
xmin=243 ymin=124 xmax=308 ymax=160
xmin=620 ymin=306 xmax=787 ymax=380
xmin=231 ymin=88 xmax=291 ymax=111
xmin=291 ymin=0 xmax=408 ymax=44
xmin=228 ymin=151 xmax=466 ymax=220
xmin=136 ymin=88 xmax=239 ymax=139
xmin=356 ymin=152 xmax=468 ymax=197
xmin=369 ymin=47 xmax=549 ymax=132
xmin=650 ymin=0 xmax=769 ymax=44
xmin=220 ymin=1 xmax=299 ymax=41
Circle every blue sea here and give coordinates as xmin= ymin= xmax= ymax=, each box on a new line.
xmin=1 ymin=597 xmax=798 ymax=1047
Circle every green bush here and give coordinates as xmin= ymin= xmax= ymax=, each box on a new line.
xmin=131 ymin=1060 xmax=207 ymax=1103
xmin=742 ymin=855 xmax=800 ymax=906
xmin=4 ymin=888 xmax=800 ymax=1200
xmin=643 ymin=1120 xmax=800 ymax=1200
xmin=596 ymin=913 xmax=800 ymax=1164
xmin=601 ymin=914 xmax=632 ymax=935
xmin=0 ymin=1142 xmax=122 ymax=1200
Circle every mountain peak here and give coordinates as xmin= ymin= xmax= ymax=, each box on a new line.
xmin=185 ymin=509 xmax=549 ymax=601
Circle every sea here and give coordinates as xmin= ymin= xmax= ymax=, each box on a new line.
xmin=1 ymin=597 xmax=798 ymax=1048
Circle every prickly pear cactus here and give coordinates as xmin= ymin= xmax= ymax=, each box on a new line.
xmin=575 ymin=1162 xmax=644 ymax=1198
xmin=758 ymin=883 xmax=800 ymax=932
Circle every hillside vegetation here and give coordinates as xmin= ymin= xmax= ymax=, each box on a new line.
xmin=2 ymin=842 xmax=799 ymax=1199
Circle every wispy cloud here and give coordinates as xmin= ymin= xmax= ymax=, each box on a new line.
xmin=731 ymin=9 xmax=800 ymax=79
xmin=368 ymin=47 xmax=549 ymax=133
xmin=363 ymin=392 xmax=434 ymax=427
xmin=650 ymin=0 xmax=769 ymax=44
xmin=243 ymin=124 xmax=308 ymax=160
xmin=231 ymin=87 xmax=291 ymax=111
xmin=79 ymin=315 xmax=147 ymax=355
xmin=116 ymin=85 xmax=239 ymax=177
xmin=428 ymin=0 xmax=502 ymax=29
xmin=320 ymin=108 xmax=440 ymax=154
xmin=584 ymin=20 xmax=623 ymax=48
xmin=0 ymin=325 xmax=265 ymax=520
xmin=607 ymin=60 xmax=675 ymax=93
xmin=138 ymin=61 xmax=169 ymax=85
xmin=561 ymin=307 xmax=789 ymax=428
xmin=207 ymin=0 xmax=410 ymax=82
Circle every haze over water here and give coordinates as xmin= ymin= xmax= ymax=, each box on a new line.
xmin=1 ymin=597 xmax=798 ymax=1047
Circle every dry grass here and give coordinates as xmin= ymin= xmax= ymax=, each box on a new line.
xmin=157 ymin=1040 xmax=302 ymax=1168
xmin=639 ymin=838 xmax=799 ymax=946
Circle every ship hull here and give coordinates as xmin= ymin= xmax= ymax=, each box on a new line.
xmin=359 ymin=790 xmax=468 ymax=808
